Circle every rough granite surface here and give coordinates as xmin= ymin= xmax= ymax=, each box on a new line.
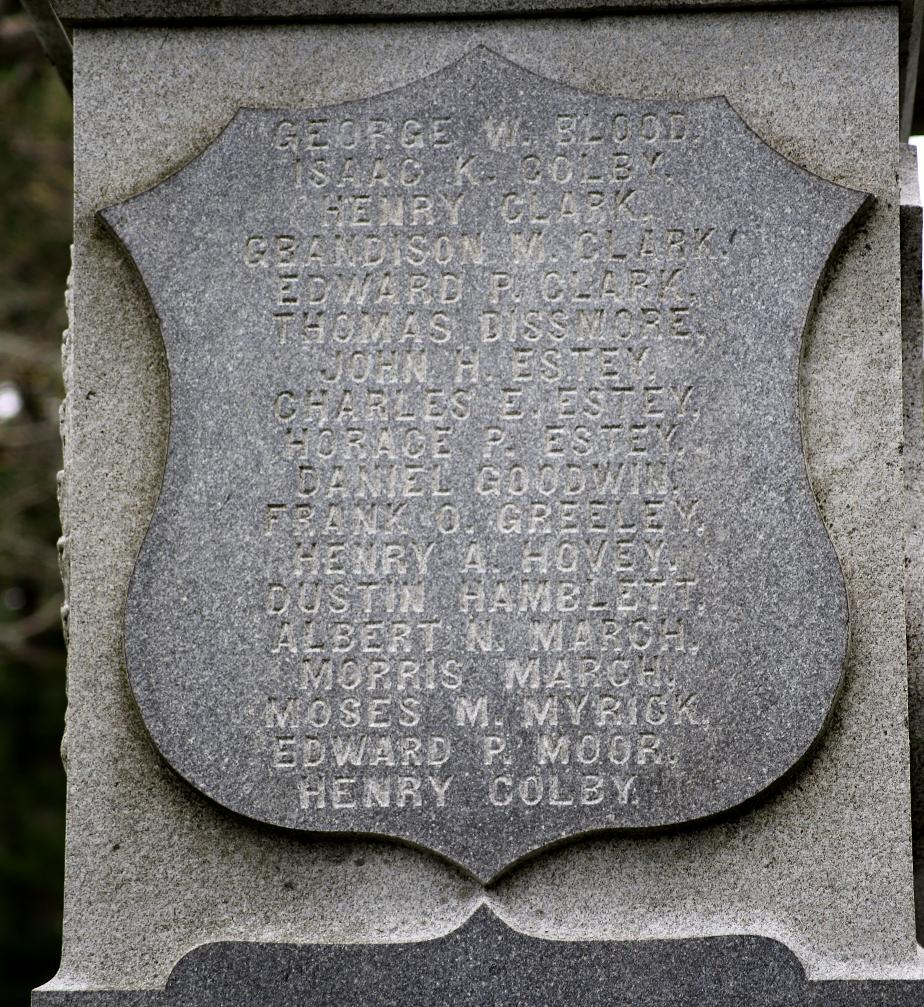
xmin=43 ymin=8 xmax=917 ymax=992
xmin=31 ymin=909 xmax=924 ymax=1007
xmin=39 ymin=0 xmax=924 ymax=141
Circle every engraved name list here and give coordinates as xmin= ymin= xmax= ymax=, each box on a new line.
xmin=256 ymin=103 xmax=710 ymax=824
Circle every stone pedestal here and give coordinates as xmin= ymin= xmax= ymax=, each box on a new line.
xmin=28 ymin=3 xmax=924 ymax=1003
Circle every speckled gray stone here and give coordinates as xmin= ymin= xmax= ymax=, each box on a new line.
xmin=101 ymin=48 xmax=860 ymax=881
xmin=38 ymin=10 xmax=920 ymax=995
xmin=37 ymin=0 xmax=924 ymax=143
xmin=32 ymin=909 xmax=924 ymax=1007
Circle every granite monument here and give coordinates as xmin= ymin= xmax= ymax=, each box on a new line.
xmin=25 ymin=3 xmax=924 ymax=1005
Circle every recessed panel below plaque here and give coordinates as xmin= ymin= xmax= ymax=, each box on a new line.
xmin=102 ymin=48 xmax=863 ymax=881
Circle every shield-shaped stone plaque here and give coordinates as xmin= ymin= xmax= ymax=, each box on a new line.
xmin=103 ymin=48 xmax=865 ymax=881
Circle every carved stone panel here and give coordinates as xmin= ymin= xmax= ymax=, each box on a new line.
xmin=102 ymin=48 xmax=864 ymax=880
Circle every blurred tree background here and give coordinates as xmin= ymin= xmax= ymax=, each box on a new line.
xmin=0 ymin=1 xmax=71 ymax=1003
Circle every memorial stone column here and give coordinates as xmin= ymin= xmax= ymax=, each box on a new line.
xmin=26 ymin=2 xmax=924 ymax=1003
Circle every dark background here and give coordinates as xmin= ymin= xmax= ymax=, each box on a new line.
xmin=0 ymin=2 xmax=71 ymax=1004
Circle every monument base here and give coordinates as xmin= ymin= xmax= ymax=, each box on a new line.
xmin=32 ymin=909 xmax=924 ymax=1007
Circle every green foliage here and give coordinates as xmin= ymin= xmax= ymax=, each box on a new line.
xmin=0 ymin=6 xmax=71 ymax=1004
